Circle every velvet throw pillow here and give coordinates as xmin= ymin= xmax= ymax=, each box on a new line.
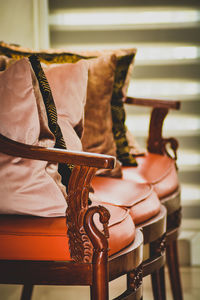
xmin=0 ymin=42 xmax=91 ymax=141
xmin=42 ymin=53 xmax=122 ymax=177
xmin=81 ymin=54 xmax=123 ymax=178
xmin=0 ymin=42 xmax=122 ymax=177
xmin=0 ymin=57 xmax=67 ymax=217
xmin=43 ymin=60 xmax=89 ymax=150
xmin=43 ymin=58 xmax=89 ymax=186
xmin=79 ymin=49 xmax=138 ymax=166
xmin=29 ymin=55 xmax=89 ymax=190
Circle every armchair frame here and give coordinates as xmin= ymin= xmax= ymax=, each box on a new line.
xmin=124 ymin=96 xmax=183 ymax=300
xmin=0 ymin=133 xmax=143 ymax=300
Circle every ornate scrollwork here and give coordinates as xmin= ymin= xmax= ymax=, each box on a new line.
xmin=167 ymin=208 xmax=182 ymax=231
xmin=127 ymin=265 xmax=143 ymax=292
xmin=84 ymin=206 xmax=110 ymax=257
xmin=66 ymin=164 xmax=111 ymax=263
xmin=66 ymin=165 xmax=98 ymax=263
xmin=162 ymin=137 xmax=179 ymax=161
xmin=150 ymin=234 xmax=166 ymax=258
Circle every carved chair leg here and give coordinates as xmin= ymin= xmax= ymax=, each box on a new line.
xmin=90 ymin=280 xmax=108 ymax=300
xmin=101 ymin=266 xmax=143 ymax=300
xmin=151 ymin=266 xmax=166 ymax=300
xmin=20 ymin=284 xmax=34 ymax=300
xmin=90 ymin=261 xmax=109 ymax=300
xmin=166 ymin=239 xmax=183 ymax=300
xmin=149 ymin=235 xmax=166 ymax=300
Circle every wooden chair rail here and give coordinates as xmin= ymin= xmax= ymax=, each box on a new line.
xmin=0 ymin=133 xmax=115 ymax=170
xmin=0 ymin=260 xmax=93 ymax=285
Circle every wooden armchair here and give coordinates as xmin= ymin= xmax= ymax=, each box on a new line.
xmin=91 ymin=96 xmax=182 ymax=300
xmin=123 ymin=96 xmax=182 ymax=300
xmin=0 ymin=41 xmax=182 ymax=300
xmin=0 ymin=133 xmax=143 ymax=300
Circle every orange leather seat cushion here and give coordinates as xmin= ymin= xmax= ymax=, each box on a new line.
xmin=0 ymin=204 xmax=135 ymax=260
xmin=0 ymin=215 xmax=72 ymax=261
xmin=122 ymin=153 xmax=179 ymax=199
xmin=91 ymin=176 xmax=160 ymax=225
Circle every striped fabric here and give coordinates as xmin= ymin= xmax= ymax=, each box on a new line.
xmin=29 ymin=55 xmax=73 ymax=191
xmin=111 ymin=53 xmax=138 ymax=166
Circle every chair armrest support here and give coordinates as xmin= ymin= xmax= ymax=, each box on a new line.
xmin=124 ymin=97 xmax=180 ymax=159
xmin=0 ymin=133 xmax=113 ymax=263
xmin=147 ymin=107 xmax=179 ymax=159
xmin=67 ymin=166 xmax=111 ymax=263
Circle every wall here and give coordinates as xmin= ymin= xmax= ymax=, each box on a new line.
xmin=0 ymin=0 xmax=49 ymax=49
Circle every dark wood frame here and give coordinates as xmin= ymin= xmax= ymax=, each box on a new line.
xmin=94 ymin=188 xmax=168 ymax=300
xmin=124 ymin=96 xmax=183 ymax=300
xmin=0 ymin=133 xmax=143 ymax=300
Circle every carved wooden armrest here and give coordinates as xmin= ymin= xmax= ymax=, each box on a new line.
xmin=124 ymin=96 xmax=181 ymax=159
xmin=0 ymin=133 xmax=114 ymax=263
xmin=0 ymin=133 xmax=115 ymax=169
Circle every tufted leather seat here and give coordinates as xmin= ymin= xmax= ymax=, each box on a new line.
xmin=91 ymin=176 xmax=161 ymax=225
xmin=0 ymin=204 xmax=135 ymax=261
xmin=122 ymin=153 xmax=179 ymax=199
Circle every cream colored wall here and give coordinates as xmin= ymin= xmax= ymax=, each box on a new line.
xmin=0 ymin=0 xmax=49 ymax=49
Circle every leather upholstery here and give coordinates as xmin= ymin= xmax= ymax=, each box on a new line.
xmin=91 ymin=176 xmax=161 ymax=225
xmin=122 ymin=153 xmax=179 ymax=199
xmin=0 ymin=204 xmax=135 ymax=260
xmin=0 ymin=215 xmax=72 ymax=261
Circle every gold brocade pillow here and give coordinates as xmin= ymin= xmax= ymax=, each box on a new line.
xmin=0 ymin=41 xmax=94 ymax=64
xmin=81 ymin=54 xmax=122 ymax=178
xmin=78 ymin=48 xmax=139 ymax=166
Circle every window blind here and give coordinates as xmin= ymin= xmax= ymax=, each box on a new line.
xmin=48 ymin=0 xmax=200 ymax=224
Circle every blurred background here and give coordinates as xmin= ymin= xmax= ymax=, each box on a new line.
xmin=0 ymin=0 xmax=200 ymax=298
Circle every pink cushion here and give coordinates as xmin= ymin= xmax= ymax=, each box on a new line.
xmin=0 ymin=58 xmax=67 ymax=217
xmin=44 ymin=60 xmax=89 ymax=151
xmin=122 ymin=153 xmax=179 ymax=199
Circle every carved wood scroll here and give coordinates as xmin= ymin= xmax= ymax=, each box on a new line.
xmin=0 ymin=133 xmax=113 ymax=264
xmin=66 ymin=165 xmax=110 ymax=263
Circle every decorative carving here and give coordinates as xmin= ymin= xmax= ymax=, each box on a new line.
xmin=127 ymin=265 xmax=143 ymax=292
xmin=66 ymin=165 xmax=98 ymax=263
xmin=167 ymin=208 xmax=182 ymax=231
xmin=148 ymin=107 xmax=179 ymax=161
xmin=150 ymin=234 xmax=166 ymax=257
xmin=66 ymin=165 xmax=110 ymax=263
xmin=84 ymin=206 xmax=110 ymax=256
xmin=162 ymin=137 xmax=178 ymax=161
